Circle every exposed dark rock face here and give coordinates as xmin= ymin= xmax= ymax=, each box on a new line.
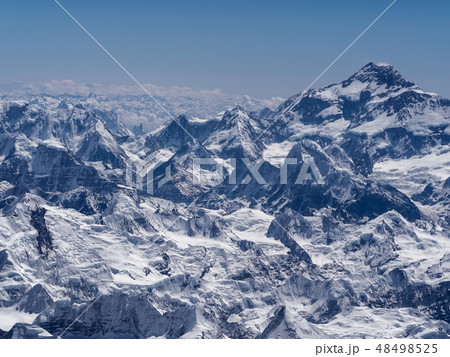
xmin=17 ymin=284 xmax=53 ymax=314
xmin=30 ymin=207 xmax=53 ymax=256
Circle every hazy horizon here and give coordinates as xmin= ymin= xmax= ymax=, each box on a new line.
xmin=0 ymin=1 xmax=449 ymax=98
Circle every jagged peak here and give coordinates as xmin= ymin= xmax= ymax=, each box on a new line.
xmin=231 ymin=104 xmax=246 ymax=111
xmin=174 ymin=114 xmax=189 ymax=126
xmin=225 ymin=104 xmax=253 ymax=118
xmin=343 ymin=62 xmax=415 ymax=88
xmin=159 ymin=115 xmax=189 ymax=134
xmin=224 ymin=104 xmax=248 ymax=117
xmin=218 ymin=106 xmax=252 ymax=129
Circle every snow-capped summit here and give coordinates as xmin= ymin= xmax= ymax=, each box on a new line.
xmin=266 ymin=62 xmax=450 ymax=176
xmin=202 ymin=105 xmax=267 ymax=160
xmin=343 ymin=62 xmax=415 ymax=89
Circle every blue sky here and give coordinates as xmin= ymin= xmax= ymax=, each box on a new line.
xmin=0 ymin=0 xmax=449 ymax=98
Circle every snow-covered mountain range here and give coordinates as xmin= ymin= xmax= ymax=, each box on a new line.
xmin=0 ymin=82 xmax=284 ymax=133
xmin=0 ymin=63 xmax=449 ymax=338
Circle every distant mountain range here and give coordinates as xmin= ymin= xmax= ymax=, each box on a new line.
xmin=0 ymin=63 xmax=448 ymax=338
xmin=0 ymin=81 xmax=284 ymax=133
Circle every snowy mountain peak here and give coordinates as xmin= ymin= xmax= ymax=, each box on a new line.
xmin=229 ymin=104 xmax=247 ymax=112
xmin=222 ymin=105 xmax=248 ymax=119
xmin=216 ymin=105 xmax=256 ymax=132
xmin=343 ymin=62 xmax=415 ymax=89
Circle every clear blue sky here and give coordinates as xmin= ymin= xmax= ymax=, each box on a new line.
xmin=0 ymin=0 xmax=449 ymax=98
